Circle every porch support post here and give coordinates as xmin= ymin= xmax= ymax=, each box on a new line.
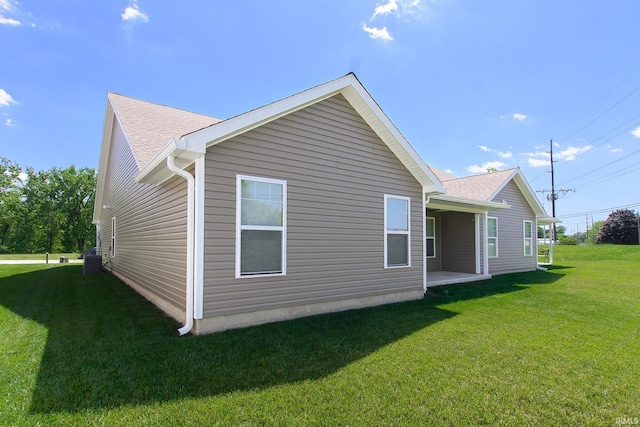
xmin=549 ymin=224 xmax=554 ymax=264
xmin=475 ymin=213 xmax=481 ymax=274
xmin=482 ymin=213 xmax=489 ymax=275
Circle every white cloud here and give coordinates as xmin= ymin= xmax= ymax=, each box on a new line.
xmin=632 ymin=126 xmax=640 ymax=139
xmin=500 ymin=113 xmax=529 ymax=122
xmin=0 ymin=0 xmax=21 ymax=25
xmin=0 ymin=15 xmax=19 ymax=25
xmin=520 ymin=150 xmax=549 ymax=168
xmin=364 ymin=0 xmax=426 ymax=40
xmin=520 ymin=144 xmax=592 ymax=167
xmin=371 ymin=0 xmax=398 ymax=20
xmin=371 ymin=0 xmax=425 ymax=20
xmin=478 ymin=145 xmax=490 ymax=152
xmin=527 ymin=158 xmax=550 ymax=168
xmin=0 ymin=88 xmax=17 ymax=106
xmin=362 ymin=25 xmax=393 ymax=40
xmin=555 ymin=145 xmax=593 ymax=161
xmin=607 ymin=145 xmax=622 ymax=153
xmin=4 ymin=118 xmax=15 ymax=126
xmin=467 ymin=161 xmax=506 ymax=174
xmin=122 ymin=1 xmax=148 ymax=22
xmin=0 ymin=0 xmax=15 ymax=11
xmin=496 ymin=150 xmax=512 ymax=159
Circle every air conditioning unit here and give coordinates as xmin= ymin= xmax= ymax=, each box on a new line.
xmin=83 ymin=255 xmax=103 ymax=275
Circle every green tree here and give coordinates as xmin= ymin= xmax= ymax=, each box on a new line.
xmin=0 ymin=157 xmax=25 ymax=252
xmin=56 ymin=166 xmax=96 ymax=252
xmin=22 ymin=167 xmax=64 ymax=252
xmin=595 ymin=209 xmax=639 ymax=245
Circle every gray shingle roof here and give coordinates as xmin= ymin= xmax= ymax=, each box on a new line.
xmin=108 ymin=93 xmax=222 ymax=169
xmin=438 ymin=168 xmax=518 ymax=202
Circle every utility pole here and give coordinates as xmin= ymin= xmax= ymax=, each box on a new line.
xmin=549 ymin=139 xmax=557 ymax=241
xmin=586 ymin=214 xmax=589 ymax=244
xmin=534 ymin=139 xmax=575 ymax=243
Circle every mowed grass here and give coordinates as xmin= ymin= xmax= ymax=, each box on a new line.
xmin=1 ymin=246 xmax=639 ymax=426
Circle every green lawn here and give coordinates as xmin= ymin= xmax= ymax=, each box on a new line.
xmin=1 ymin=245 xmax=639 ymax=426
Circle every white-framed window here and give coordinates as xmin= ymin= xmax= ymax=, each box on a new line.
xmin=384 ymin=195 xmax=410 ymax=268
xmin=111 ymin=217 xmax=116 ymax=257
xmin=236 ymin=175 xmax=287 ymax=277
xmin=426 ymin=216 xmax=436 ymax=258
xmin=523 ymin=220 xmax=533 ymax=256
xmin=487 ymin=217 xmax=498 ymax=258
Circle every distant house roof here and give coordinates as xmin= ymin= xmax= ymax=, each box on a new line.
xmin=430 ymin=167 xmax=555 ymax=220
xmin=438 ymin=168 xmax=518 ymax=202
xmin=427 ymin=165 xmax=457 ymax=182
xmin=107 ymin=93 xmax=222 ymax=170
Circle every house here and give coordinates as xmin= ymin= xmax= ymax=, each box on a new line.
xmin=424 ymin=167 xmax=557 ymax=285
xmin=93 ymin=73 xmax=555 ymax=335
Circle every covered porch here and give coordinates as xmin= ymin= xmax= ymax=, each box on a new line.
xmin=424 ymin=194 xmax=510 ymax=285
xmin=426 ymin=270 xmax=492 ymax=287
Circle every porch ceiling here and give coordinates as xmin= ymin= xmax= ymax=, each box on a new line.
xmin=427 ymin=194 xmax=510 ymax=214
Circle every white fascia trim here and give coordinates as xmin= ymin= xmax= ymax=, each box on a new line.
xmin=194 ymin=156 xmax=205 ymax=319
xmin=182 ymin=73 xmax=444 ymax=193
xmin=537 ymin=216 xmax=562 ymax=225
xmin=490 ymin=169 xmax=547 ymax=217
xmin=184 ymin=78 xmax=350 ymax=149
xmin=428 ymin=194 xmax=511 ymax=213
xmin=135 ymin=138 xmax=206 ymax=185
xmin=340 ymin=83 xmax=445 ymax=193
xmin=93 ymin=100 xmax=116 ymax=224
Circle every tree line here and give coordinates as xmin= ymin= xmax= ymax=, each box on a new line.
xmin=0 ymin=156 xmax=96 ymax=254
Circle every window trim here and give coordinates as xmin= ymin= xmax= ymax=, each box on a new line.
xmin=523 ymin=220 xmax=533 ymax=256
xmin=425 ymin=216 xmax=436 ymax=259
xmin=384 ymin=194 xmax=411 ymax=268
xmin=487 ymin=216 xmax=498 ymax=258
xmin=111 ymin=217 xmax=116 ymax=258
xmin=235 ymin=175 xmax=287 ymax=278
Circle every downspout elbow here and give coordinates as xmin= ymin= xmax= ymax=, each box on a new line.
xmin=167 ymin=155 xmax=195 ymax=336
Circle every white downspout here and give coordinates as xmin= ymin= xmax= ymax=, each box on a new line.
xmin=167 ymin=155 xmax=195 ymax=336
xmin=193 ymin=156 xmax=205 ymax=320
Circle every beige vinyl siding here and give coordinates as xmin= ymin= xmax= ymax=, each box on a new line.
xmin=426 ymin=211 xmax=442 ymax=272
xmin=440 ymin=211 xmax=476 ymax=273
xmin=202 ymin=94 xmax=424 ymax=317
xmin=99 ymin=119 xmax=188 ymax=320
xmin=488 ymin=180 xmax=537 ymax=274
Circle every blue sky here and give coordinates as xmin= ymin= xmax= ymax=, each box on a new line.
xmin=2 ymin=0 xmax=640 ymax=233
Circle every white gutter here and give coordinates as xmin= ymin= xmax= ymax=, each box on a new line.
xmin=167 ymin=155 xmax=195 ymax=336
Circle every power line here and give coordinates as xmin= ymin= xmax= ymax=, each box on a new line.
xmin=556 ymin=201 xmax=640 ymax=219
xmin=559 ymin=146 xmax=640 ymax=186
xmin=554 ymin=63 xmax=640 ymax=143
xmin=571 ymin=160 xmax=640 ymax=190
